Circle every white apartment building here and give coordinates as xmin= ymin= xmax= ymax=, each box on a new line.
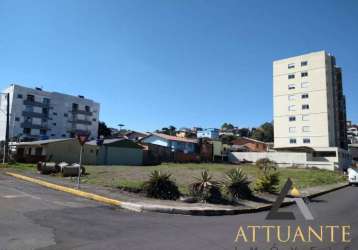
xmin=0 ymin=84 xmax=100 ymax=141
xmin=273 ymin=51 xmax=350 ymax=169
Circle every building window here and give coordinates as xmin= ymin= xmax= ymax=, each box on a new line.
xmin=289 ymin=116 xmax=296 ymax=122
xmin=301 ymin=82 xmax=310 ymax=88
xmin=288 ymin=74 xmax=295 ymax=79
xmin=302 ymin=126 xmax=311 ymax=132
xmin=288 ymin=95 xmax=297 ymax=100
xmin=26 ymin=94 xmax=35 ymax=102
xmin=43 ymin=98 xmax=50 ymax=105
xmin=53 ymin=112 xmax=57 ymax=116
xmin=23 ymin=128 xmax=31 ymax=134
xmin=51 ymin=134 xmax=55 ymax=137
xmin=64 ymin=113 xmax=68 ymax=117
xmin=301 ymin=72 xmax=308 ymax=77
xmin=303 ymin=138 xmax=311 ymax=144
xmin=40 ymin=129 xmax=47 ymax=135
xmin=62 ymin=134 xmax=66 ymax=137
xmin=302 ymin=114 xmax=310 ymax=121
xmin=301 ymin=93 xmax=309 ymax=99
xmin=72 ymin=103 xmax=79 ymax=111
xmin=301 ymin=61 xmax=308 ymax=66
xmin=288 ymin=105 xmax=297 ymax=111
xmin=92 ymin=118 xmax=97 ymax=122
xmin=288 ymin=84 xmax=296 ymax=90
xmin=25 ymin=105 xmax=34 ymax=112
xmin=302 ymin=104 xmax=310 ymax=110
xmin=288 ymin=63 xmax=295 ymax=69
xmin=25 ymin=117 xmax=32 ymax=123
xmin=17 ymin=94 xmax=23 ymax=99
xmin=85 ymin=105 xmax=90 ymax=112
xmin=289 ymin=127 xmax=296 ymax=133
xmin=15 ymin=117 xmax=20 ymax=121
xmin=289 ymin=138 xmax=297 ymax=144
xmin=53 ymin=122 xmax=56 ymax=126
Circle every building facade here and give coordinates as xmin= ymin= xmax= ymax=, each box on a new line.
xmin=273 ymin=51 xmax=350 ymax=169
xmin=0 ymin=84 xmax=99 ymax=141
xmin=197 ymin=128 xmax=220 ymax=140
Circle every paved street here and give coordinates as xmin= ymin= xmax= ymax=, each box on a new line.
xmin=0 ymin=172 xmax=357 ymax=250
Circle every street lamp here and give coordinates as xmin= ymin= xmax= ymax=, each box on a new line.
xmin=118 ymin=124 xmax=125 ymax=135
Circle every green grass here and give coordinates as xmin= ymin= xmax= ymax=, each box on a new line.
xmin=2 ymin=162 xmax=346 ymax=194
xmin=80 ymin=163 xmax=346 ymax=194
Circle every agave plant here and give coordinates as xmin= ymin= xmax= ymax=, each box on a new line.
xmin=221 ymin=168 xmax=252 ymax=200
xmin=143 ymin=170 xmax=180 ymax=200
xmin=190 ymin=170 xmax=221 ymax=202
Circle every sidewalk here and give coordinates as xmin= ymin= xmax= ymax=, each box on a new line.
xmin=2 ymin=169 xmax=349 ymax=216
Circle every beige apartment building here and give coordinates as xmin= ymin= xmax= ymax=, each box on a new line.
xmin=273 ymin=51 xmax=350 ymax=169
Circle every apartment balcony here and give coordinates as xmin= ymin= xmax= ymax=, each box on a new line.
xmin=23 ymin=99 xmax=50 ymax=108
xmin=22 ymin=111 xmax=49 ymax=119
xmin=21 ymin=121 xmax=49 ymax=130
xmin=70 ymin=109 xmax=92 ymax=116
xmin=68 ymin=119 xmax=92 ymax=125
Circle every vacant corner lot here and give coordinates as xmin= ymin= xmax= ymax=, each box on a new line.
xmin=80 ymin=163 xmax=346 ymax=194
xmin=1 ymin=162 xmax=346 ymax=195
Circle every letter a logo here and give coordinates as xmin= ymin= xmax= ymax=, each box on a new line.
xmin=266 ymin=178 xmax=314 ymax=220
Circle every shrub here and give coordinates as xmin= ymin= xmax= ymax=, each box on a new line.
xmin=254 ymin=158 xmax=280 ymax=193
xmin=143 ymin=170 xmax=180 ymax=200
xmin=189 ymin=170 xmax=222 ymax=203
xmin=254 ymin=172 xmax=280 ymax=193
xmin=256 ymin=158 xmax=277 ymax=174
xmin=221 ymin=168 xmax=252 ymax=200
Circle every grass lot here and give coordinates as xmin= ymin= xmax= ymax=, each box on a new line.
xmin=1 ymin=162 xmax=346 ymax=195
xmin=80 ymin=163 xmax=346 ymax=194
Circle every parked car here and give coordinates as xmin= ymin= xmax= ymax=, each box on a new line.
xmin=347 ymin=168 xmax=358 ymax=185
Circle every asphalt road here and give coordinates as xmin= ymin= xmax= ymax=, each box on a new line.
xmin=0 ymin=173 xmax=357 ymax=250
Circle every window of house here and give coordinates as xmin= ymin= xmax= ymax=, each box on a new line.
xmin=53 ymin=122 xmax=56 ymax=126
xmin=288 ymin=74 xmax=295 ymax=79
xmin=15 ymin=117 xmax=20 ymax=121
xmin=302 ymin=104 xmax=310 ymax=110
xmin=289 ymin=116 xmax=296 ymax=122
xmin=301 ymin=82 xmax=310 ymax=88
xmin=26 ymin=94 xmax=35 ymax=102
xmin=301 ymin=61 xmax=308 ymax=66
xmin=302 ymin=114 xmax=310 ymax=121
xmin=288 ymin=84 xmax=296 ymax=90
xmin=302 ymin=126 xmax=311 ymax=132
xmin=42 ymin=108 xmax=49 ymax=116
xmin=289 ymin=138 xmax=297 ymax=144
xmin=288 ymin=95 xmax=297 ymax=100
xmin=289 ymin=127 xmax=296 ymax=133
xmin=288 ymin=63 xmax=295 ymax=69
xmin=85 ymin=105 xmax=90 ymax=112
xmin=301 ymin=72 xmax=308 ymax=77
xmin=301 ymin=93 xmax=309 ymax=99
xmin=303 ymin=138 xmax=311 ymax=144
xmin=288 ymin=105 xmax=297 ymax=111
xmin=17 ymin=94 xmax=23 ymax=99
xmin=64 ymin=113 xmax=68 ymax=117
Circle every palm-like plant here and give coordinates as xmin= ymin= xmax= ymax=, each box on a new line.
xmin=143 ymin=170 xmax=180 ymax=200
xmin=221 ymin=168 xmax=252 ymax=201
xmin=190 ymin=170 xmax=221 ymax=202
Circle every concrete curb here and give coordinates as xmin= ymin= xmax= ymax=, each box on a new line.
xmin=5 ymin=171 xmax=349 ymax=216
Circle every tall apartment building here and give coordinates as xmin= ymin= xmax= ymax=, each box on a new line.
xmin=273 ymin=51 xmax=349 ymax=167
xmin=0 ymin=84 xmax=100 ymax=141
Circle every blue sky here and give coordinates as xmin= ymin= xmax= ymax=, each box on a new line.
xmin=1 ymin=0 xmax=357 ymax=132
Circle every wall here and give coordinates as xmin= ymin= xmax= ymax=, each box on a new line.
xmin=46 ymin=139 xmax=82 ymax=163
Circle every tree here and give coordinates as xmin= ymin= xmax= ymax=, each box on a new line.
xmin=238 ymin=128 xmax=251 ymax=137
xmin=251 ymin=122 xmax=273 ymax=142
xmin=98 ymin=121 xmax=111 ymax=138
xmin=221 ymin=123 xmax=235 ymax=131
xmin=159 ymin=125 xmax=177 ymax=136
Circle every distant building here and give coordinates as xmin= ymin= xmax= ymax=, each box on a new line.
xmin=0 ymin=84 xmax=99 ymax=141
xmin=346 ymin=121 xmax=358 ymax=144
xmin=141 ymin=133 xmax=197 ymax=153
xmin=231 ymin=137 xmax=268 ymax=152
xmin=197 ymin=128 xmax=219 ymax=140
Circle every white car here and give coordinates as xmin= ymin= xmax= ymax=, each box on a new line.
xmin=347 ymin=168 xmax=358 ymax=185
